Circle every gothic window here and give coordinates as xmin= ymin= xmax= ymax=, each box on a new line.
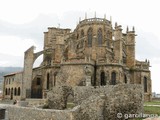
xmin=81 ymin=30 xmax=84 ymax=38
xmin=87 ymin=28 xmax=92 ymax=47
xmin=14 ymin=88 xmax=17 ymax=96
xmin=98 ymin=28 xmax=102 ymax=46
xmin=100 ymin=71 xmax=106 ymax=86
xmin=11 ymin=88 xmax=13 ymax=94
xmin=18 ymin=87 xmax=20 ymax=96
xmin=37 ymin=78 xmax=41 ymax=85
xmin=144 ymin=77 xmax=147 ymax=92
xmin=124 ymin=75 xmax=127 ymax=83
xmin=47 ymin=73 xmax=50 ymax=90
xmin=111 ymin=72 xmax=116 ymax=85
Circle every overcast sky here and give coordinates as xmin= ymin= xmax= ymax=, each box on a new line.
xmin=0 ymin=0 xmax=159 ymax=93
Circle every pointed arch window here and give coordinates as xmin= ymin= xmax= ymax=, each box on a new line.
xmin=111 ymin=72 xmax=116 ymax=85
xmin=87 ymin=28 xmax=92 ymax=47
xmin=144 ymin=77 xmax=147 ymax=92
xmin=47 ymin=73 xmax=50 ymax=90
xmin=98 ymin=28 xmax=102 ymax=46
xmin=14 ymin=88 xmax=17 ymax=96
xmin=18 ymin=87 xmax=21 ymax=96
xmin=100 ymin=71 xmax=106 ymax=86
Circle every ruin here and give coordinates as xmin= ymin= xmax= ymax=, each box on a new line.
xmin=2 ymin=14 xmax=152 ymax=119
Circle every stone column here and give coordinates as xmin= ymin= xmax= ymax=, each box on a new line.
xmin=22 ymin=46 xmax=34 ymax=99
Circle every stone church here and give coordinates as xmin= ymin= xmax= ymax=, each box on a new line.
xmin=3 ymin=15 xmax=152 ymax=101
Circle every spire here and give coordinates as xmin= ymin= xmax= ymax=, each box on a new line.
xmin=132 ymin=26 xmax=135 ymax=32
xmin=145 ymin=59 xmax=147 ymax=62
xmin=110 ymin=16 xmax=112 ymax=23
xmin=126 ymin=26 xmax=129 ymax=33
xmin=85 ymin=12 xmax=87 ymax=19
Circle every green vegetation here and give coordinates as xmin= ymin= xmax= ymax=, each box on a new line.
xmin=144 ymin=106 xmax=160 ymax=116
xmin=142 ymin=100 xmax=160 ymax=119
xmin=144 ymin=101 xmax=160 ymax=105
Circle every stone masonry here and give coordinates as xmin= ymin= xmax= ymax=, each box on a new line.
xmin=3 ymin=14 xmax=152 ymax=102
xmin=0 ymin=84 xmax=143 ymax=120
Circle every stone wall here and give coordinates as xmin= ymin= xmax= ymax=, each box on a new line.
xmin=72 ymin=95 xmax=105 ymax=120
xmin=0 ymin=84 xmax=143 ymax=120
xmin=47 ymin=86 xmax=73 ymax=109
xmin=0 ymin=104 xmax=73 ymax=120
xmin=56 ymin=64 xmax=94 ymax=86
xmin=46 ymin=84 xmax=143 ymax=120
xmin=74 ymin=85 xmax=143 ymax=119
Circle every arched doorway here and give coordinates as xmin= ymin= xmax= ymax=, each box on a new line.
xmin=31 ymin=77 xmax=42 ymax=98
xmin=100 ymin=71 xmax=106 ymax=86
xmin=111 ymin=72 xmax=116 ymax=85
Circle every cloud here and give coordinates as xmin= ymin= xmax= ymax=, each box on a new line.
xmin=0 ymin=53 xmax=23 ymax=67
xmin=0 ymin=14 xmax=60 ymax=49
xmin=1 ymin=12 xmax=160 ymax=65
xmin=136 ymin=30 xmax=160 ymax=60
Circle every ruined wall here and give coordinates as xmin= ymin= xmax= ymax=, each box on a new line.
xmin=1 ymin=104 xmax=72 ymax=120
xmin=0 ymin=84 xmax=143 ymax=120
xmin=47 ymin=86 xmax=73 ymax=109
xmin=46 ymin=84 xmax=143 ymax=120
xmin=22 ymin=46 xmax=34 ymax=99
xmin=72 ymin=95 xmax=105 ymax=120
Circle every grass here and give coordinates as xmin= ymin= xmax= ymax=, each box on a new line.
xmin=144 ymin=101 xmax=160 ymax=106
xmin=144 ymin=106 xmax=160 ymax=116
xmin=131 ymin=101 xmax=160 ymax=120
xmin=141 ymin=100 xmax=160 ymax=119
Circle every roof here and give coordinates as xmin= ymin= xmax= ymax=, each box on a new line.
xmin=3 ymin=71 xmax=23 ymax=77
